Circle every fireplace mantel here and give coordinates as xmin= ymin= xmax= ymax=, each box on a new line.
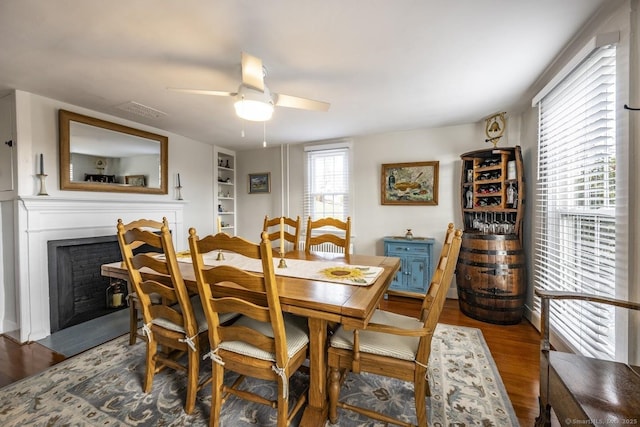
xmin=15 ymin=196 xmax=185 ymax=342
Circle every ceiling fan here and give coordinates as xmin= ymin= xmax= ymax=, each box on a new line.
xmin=170 ymin=52 xmax=330 ymax=121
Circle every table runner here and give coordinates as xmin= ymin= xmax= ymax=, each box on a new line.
xmin=172 ymin=250 xmax=384 ymax=286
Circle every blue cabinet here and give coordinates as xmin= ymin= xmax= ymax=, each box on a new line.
xmin=383 ymin=237 xmax=435 ymax=295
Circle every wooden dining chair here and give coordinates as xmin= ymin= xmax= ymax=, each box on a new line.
xmin=304 ymin=216 xmax=351 ymax=254
xmin=116 ymin=218 xmax=210 ymax=414
xmin=327 ymin=223 xmax=462 ymax=427
xmin=117 ymin=218 xmax=167 ymax=345
xmin=188 ymin=230 xmax=309 ymax=427
xmin=263 ymin=215 xmax=301 ymax=253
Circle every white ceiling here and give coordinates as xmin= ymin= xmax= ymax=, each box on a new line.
xmin=0 ymin=0 xmax=611 ymax=150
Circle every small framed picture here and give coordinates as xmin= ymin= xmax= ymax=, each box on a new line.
xmin=125 ymin=175 xmax=146 ymax=187
xmin=248 ymin=172 xmax=271 ymax=194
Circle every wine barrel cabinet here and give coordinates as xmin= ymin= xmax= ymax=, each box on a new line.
xmin=456 ymin=233 xmax=526 ymax=324
xmin=457 ymin=146 xmax=526 ymax=324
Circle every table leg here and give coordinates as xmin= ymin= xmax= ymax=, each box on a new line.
xmin=299 ymin=317 xmax=329 ymax=427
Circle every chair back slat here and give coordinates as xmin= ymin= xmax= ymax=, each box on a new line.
xmin=131 ymin=253 xmax=171 ymax=275
xmin=196 ymin=232 xmax=261 ymax=258
xmin=201 ymin=265 xmax=268 ymax=293
xmin=211 ymin=297 xmax=271 ymax=322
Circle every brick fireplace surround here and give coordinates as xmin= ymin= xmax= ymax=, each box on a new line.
xmin=15 ymin=197 xmax=184 ymax=343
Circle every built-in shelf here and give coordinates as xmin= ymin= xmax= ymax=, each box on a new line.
xmin=214 ymin=147 xmax=236 ymax=234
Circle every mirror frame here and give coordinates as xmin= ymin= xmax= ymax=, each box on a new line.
xmin=59 ymin=109 xmax=168 ymax=194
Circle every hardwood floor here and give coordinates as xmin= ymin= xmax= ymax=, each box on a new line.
xmin=0 ymin=297 xmax=542 ymax=425
xmin=0 ymin=337 xmax=65 ymax=388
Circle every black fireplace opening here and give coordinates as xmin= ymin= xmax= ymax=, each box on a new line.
xmin=48 ymin=235 xmax=127 ymax=333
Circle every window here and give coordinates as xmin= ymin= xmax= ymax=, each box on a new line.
xmin=304 ymin=141 xmax=352 ymax=223
xmin=535 ymin=43 xmax=621 ymax=360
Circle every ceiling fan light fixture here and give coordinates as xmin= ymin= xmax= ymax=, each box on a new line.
xmin=234 ymin=85 xmax=274 ymax=121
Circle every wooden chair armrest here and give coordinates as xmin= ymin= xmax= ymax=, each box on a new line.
xmin=535 ymin=289 xmax=640 ymax=311
xmin=536 ymin=289 xmax=640 ymax=352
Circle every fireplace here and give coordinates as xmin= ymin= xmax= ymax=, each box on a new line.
xmin=15 ymin=197 xmax=184 ymax=343
xmin=47 ymin=235 xmax=127 ymax=333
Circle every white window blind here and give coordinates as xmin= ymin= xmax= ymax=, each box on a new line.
xmin=535 ymin=44 xmax=617 ymax=360
xmin=304 ymin=142 xmax=351 ymax=223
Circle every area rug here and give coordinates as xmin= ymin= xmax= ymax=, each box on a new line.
xmin=0 ymin=324 xmax=518 ymax=426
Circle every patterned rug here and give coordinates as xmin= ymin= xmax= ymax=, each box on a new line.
xmin=0 ymin=324 xmax=518 ymax=426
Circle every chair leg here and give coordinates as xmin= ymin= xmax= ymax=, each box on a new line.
xmin=328 ymin=366 xmax=341 ymax=424
xmin=184 ymin=347 xmax=199 ymax=414
xmin=277 ymin=376 xmax=288 ymax=427
xmin=534 ymin=397 xmax=551 ymax=427
xmin=414 ymin=369 xmax=428 ymax=427
xmin=144 ymin=339 xmax=157 ymax=393
xmin=210 ymin=363 xmax=224 ymax=427
xmin=128 ymin=302 xmax=138 ymax=345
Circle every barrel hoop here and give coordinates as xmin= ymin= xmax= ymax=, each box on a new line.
xmin=460 ymin=300 xmax=524 ymax=313
xmin=457 ymin=259 xmax=525 ymax=269
xmin=460 ymin=247 xmax=522 ymax=256
xmin=458 ymin=287 xmax=526 ymax=300
xmin=462 ymin=234 xmax=519 ymax=241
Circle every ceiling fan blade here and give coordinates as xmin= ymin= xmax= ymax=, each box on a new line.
xmin=167 ymin=88 xmax=236 ymax=97
xmin=241 ymin=52 xmax=265 ymax=92
xmin=274 ymin=93 xmax=330 ymax=112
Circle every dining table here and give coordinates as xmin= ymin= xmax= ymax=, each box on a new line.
xmin=101 ymin=249 xmax=400 ymax=427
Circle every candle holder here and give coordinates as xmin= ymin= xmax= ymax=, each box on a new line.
xmin=37 ymin=174 xmax=49 ymax=196
xmin=176 ymin=185 xmax=183 ymax=200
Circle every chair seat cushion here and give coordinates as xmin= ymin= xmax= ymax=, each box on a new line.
xmin=219 ymin=313 xmax=309 ymax=362
xmin=152 ymin=295 xmax=214 ymax=334
xmin=330 ymin=309 xmax=422 ymax=361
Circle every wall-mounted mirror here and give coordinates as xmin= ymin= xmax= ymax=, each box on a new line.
xmin=59 ymin=109 xmax=168 ymax=194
